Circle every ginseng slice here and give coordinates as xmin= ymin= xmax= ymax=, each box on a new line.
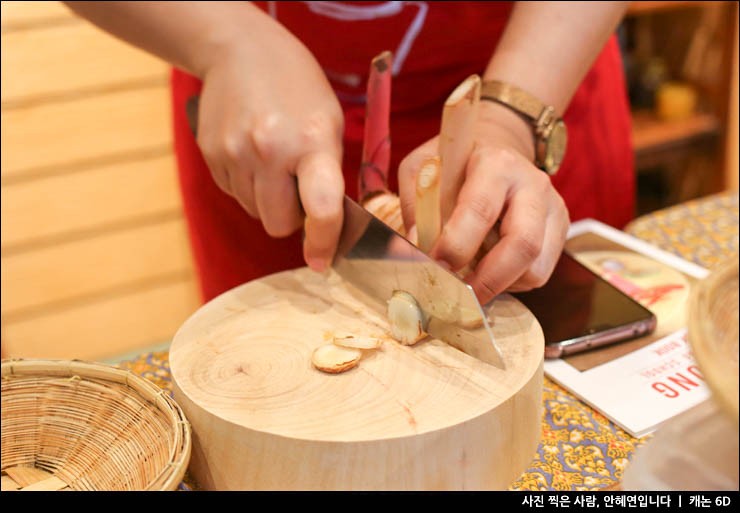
xmin=387 ymin=290 xmax=428 ymax=346
xmin=333 ymin=335 xmax=383 ymax=350
xmin=311 ymin=344 xmax=362 ymax=374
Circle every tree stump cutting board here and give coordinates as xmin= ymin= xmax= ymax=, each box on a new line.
xmin=170 ymin=267 xmax=543 ymax=490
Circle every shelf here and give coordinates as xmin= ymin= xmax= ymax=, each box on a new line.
xmin=625 ymin=1 xmax=712 ymax=16
xmin=631 ymin=110 xmax=720 ymax=154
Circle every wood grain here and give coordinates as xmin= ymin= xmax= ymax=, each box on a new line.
xmin=1 ymin=218 xmax=193 ymax=317
xmin=4 ymin=466 xmax=53 ymax=488
xmin=0 ymin=475 xmax=21 ymax=491
xmin=625 ymin=1 xmax=711 ymax=16
xmin=19 ymin=475 xmax=68 ymax=491
xmin=0 ymin=1 xmax=201 ymax=361
xmin=3 ymin=278 xmax=200 ymax=360
xmin=631 ymin=110 xmax=720 ymax=155
xmin=1 ymin=22 xmax=167 ymax=105
xmin=726 ymin=12 xmax=738 ymax=191
xmin=1 ymin=154 xmax=180 ymax=250
xmin=1 ymin=1 xmax=75 ymax=30
xmin=171 ymin=267 xmax=543 ymax=490
xmin=1 ymin=85 xmax=171 ymax=179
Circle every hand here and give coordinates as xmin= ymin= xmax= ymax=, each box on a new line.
xmin=195 ymin=18 xmax=345 ymax=273
xmin=399 ymin=101 xmax=570 ymax=305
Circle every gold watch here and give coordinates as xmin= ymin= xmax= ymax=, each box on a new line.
xmin=480 ymin=80 xmax=567 ymax=176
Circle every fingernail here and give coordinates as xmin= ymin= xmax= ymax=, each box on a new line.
xmin=406 ymin=225 xmax=418 ymax=245
xmin=307 ymin=257 xmax=329 ymax=274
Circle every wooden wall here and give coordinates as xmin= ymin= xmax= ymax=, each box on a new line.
xmin=1 ymin=2 xmax=201 ymax=361
xmin=727 ymin=11 xmax=739 ymax=191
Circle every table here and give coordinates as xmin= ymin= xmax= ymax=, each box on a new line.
xmin=117 ymin=191 xmax=739 ymax=491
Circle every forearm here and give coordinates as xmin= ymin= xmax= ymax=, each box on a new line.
xmin=485 ymin=1 xmax=629 ymax=112
xmin=478 ymin=1 xmax=628 ymax=161
xmin=63 ymin=1 xmax=285 ymax=78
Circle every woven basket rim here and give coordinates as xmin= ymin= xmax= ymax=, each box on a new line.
xmin=1 ymin=358 xmax=192 ymax=491
xmin=688 ymin=257 xmax=739 ymax=425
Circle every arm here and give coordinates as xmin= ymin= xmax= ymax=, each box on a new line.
xmin=485 ymin=1 xmax=629 ymax=114
xmin=64 ymin=1 xmax=263 ymax=78
xmin=399 ymin=1 xmax=629 ymax=304
xmin=64 ymin=1 xmax=345 ymax=272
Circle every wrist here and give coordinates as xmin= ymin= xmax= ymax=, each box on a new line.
xmin=189 ymin=3 xmax=279 ymax=78
xmin=190 ymin=15 xmax=265 ymax=78
xmin=479 ymin=79 xmax=568 ymax=175
xmin=477 ymin=100 xmax=536 ymax=164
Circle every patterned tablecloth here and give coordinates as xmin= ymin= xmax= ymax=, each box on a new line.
xmin=117 ymin=191 xmax=739 ymax=491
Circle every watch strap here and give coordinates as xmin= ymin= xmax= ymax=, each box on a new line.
xmin=479 ymin=80 xmax=566 ymax=176
xmin=480 ymin=80 xmax=554 ymax=123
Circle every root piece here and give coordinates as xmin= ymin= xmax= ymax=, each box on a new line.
xmin=439 ymin=74 xmax=480 ymax=225
xmin=387 ymin=290 xmax=428 ymax=346
xmin=415 ymin=156 xmax=442 ymax=254
xmin=333 ymin=335 xmax=383 ymax=350
xmin=311 ymin=344 xmax=362 ymax=374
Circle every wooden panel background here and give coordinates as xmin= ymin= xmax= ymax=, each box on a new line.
xmin=1 ymin=2 xmax=201 ymax=361
xmin=727 ymin=12 xmax=738 ymax=191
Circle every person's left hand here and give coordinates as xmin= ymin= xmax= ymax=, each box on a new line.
xmin=398 ymin=100 xmax=570 ymax=306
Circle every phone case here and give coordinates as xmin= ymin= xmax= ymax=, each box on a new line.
xmin=544 ymin=315 xmax=658 ymax=359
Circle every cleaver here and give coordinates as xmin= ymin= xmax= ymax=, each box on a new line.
xmin=184 ymin=94 xmax=504 ymax=369
xmin=334 ymin=195 xmax=505 ymax=369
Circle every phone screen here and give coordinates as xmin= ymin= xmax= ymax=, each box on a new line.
xmin=512 ymin=251 xmax=656 ymax=357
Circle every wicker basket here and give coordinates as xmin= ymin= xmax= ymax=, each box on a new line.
xmin=688 ymin=256 xmax=739 ymax=424
xmin=1 ymin=359 xmax=191 ymax=491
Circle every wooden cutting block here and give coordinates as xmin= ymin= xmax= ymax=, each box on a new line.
xmin=170 ymin=267 xmax=543 ymax=490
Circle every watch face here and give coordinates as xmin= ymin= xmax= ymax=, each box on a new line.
xmin=544 ymin=121 xmax=568 ymax=175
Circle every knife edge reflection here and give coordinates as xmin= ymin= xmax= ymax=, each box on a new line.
xmin=333 ymin=196 xmax=505 ymax=369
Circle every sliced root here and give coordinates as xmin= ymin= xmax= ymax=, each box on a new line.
xmin=457 ymin=307 xmax=485 ymax=329
xmin=387 ymin=290 xmax=428 ymax=346
xmin=333 ymin=334 xmax=383 ymax=350
xmin=362 ymin=191 xmax=405 ymax=235
xmin=311 ymin=344 xmax=363 ymax=374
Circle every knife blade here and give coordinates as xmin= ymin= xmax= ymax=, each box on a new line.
xmin=183 ymin=94 xmax=504 ymax=368
xmin=334 ymin=195 xmax=505 ymax=369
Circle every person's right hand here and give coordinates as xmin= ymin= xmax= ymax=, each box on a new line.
xmin=195 ymin=11 xmax=345 ymax=273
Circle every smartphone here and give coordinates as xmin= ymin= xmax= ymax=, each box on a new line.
xmin=512 ymin=251 xmax=657 ymax=359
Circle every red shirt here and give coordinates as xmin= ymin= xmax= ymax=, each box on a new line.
xmin=171 ymin=1 xmax=635 ymax=301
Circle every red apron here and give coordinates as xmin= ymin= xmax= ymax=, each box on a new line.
xmin=171 ymin=1 xmax=635 ymax=302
